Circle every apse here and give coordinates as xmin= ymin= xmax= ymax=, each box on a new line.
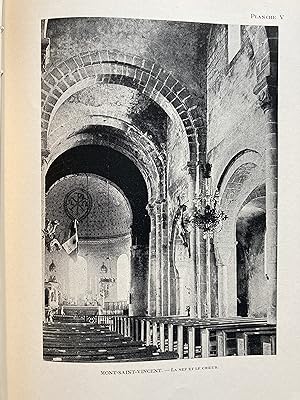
xmin=46 ymin=144 xmax=150 ymax=244
xmin=45 ymin=173 xmax=132 ymax=307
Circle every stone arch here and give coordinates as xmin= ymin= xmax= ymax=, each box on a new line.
xmin=41 ymin=49 xmax=203 ymax=161
xmin=45 ymin=127 xmax=163 ymax=202
xmin=214 ymin=149 xmax=265 ymax=317
xmin=217 ymin=149 xmax=263 ymax=205
xmin=236 ymin=183 xmax=267 ymax=318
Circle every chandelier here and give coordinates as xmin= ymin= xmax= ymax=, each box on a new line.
xmin=191 ymin=163 xmax=227 ymax=234
xmin=191 ymin=201 xmax=228 ymax=233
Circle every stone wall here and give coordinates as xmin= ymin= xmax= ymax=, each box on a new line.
xmin=207 ymin=25 xmax=266 ymax=183
xmin=46 ymin=17 xmax=208 ymax=100
xmin=206 ymin=25 xmax=273 ymax=317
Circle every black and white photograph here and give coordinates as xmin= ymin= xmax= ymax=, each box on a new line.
xmin=41 ymin=17 xmax=278 ymax=363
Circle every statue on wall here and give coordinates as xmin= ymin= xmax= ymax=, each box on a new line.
xmin=177 ymin=196 xmax=191 ymax=257
xmin=42 ymin=219 xmax=62 ymax=252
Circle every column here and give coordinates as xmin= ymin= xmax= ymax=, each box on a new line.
xmin=205 ymin=234 xmax=212 ymax=318
xmin=155 ymin=200 xmax=162 ymax=316
xmin=130 ymin=245 xmax=149 ymax=315
xmin=146 ymin=203 xmax=156 ymax=315
xmin=196 ymin=226 xmax=202 ymax=318
xmin=215 ymin=246 xmax=228 ymax=317
xmin=199 ymin=228 xmax=207 ymax=318
xmin=187 ymin=162 xmax=198 ymax=317
xmin=254 ymin=77 xmax=278 ymax=324
xmin=161 ymin=200 xmax=169 ymax=316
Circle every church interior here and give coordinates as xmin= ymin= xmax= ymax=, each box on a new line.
xmin=41 ymin=17 xmax=278 ymax=361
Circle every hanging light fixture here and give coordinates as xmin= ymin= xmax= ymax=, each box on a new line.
xmin=191 ymin=163 xmax=228 ymax=234
xmin=100 ymin=261 xmax=108 ymax=274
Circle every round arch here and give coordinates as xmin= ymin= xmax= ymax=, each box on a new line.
xmin=41 ymin=49 xmax=203 ymax=162
xmin=46 ymin=144 xmax=150 ymax=245
xmin=45 ymin=123 xmax=165 ymax=202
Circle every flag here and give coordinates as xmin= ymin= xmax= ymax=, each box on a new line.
xmin=62 ymin=219 xmax=79 ymax=261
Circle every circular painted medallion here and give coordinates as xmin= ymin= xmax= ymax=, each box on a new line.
xmin=64 ymin=188 xmax=92 ymax=221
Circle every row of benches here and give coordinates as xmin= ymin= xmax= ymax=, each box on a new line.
xmin=94 ymin=315 xmax=276 ymax=358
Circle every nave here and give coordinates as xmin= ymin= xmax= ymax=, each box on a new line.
xmin=41 ymin=18 xmax=278 ymax=362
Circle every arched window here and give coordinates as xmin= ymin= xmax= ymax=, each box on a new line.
xmin=117 ymin=254 xmax=130 ymax=302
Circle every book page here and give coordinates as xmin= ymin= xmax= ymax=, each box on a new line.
xmin=4 ymin=0 xmax=300 ymax=399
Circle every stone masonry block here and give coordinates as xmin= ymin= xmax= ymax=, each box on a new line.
xmin=79 ymin=67 xmax=88 ymax=79
xmin=41 ymin=111 xmax=51 ymax=122
xmin=89 ymin=50 xmax=101 ymax=65
xmin=142 ymin=59 xmax=155 ymax=72
xmin=44 ymin=74 xmax=56 ymax=87
xmin=73 ymin=55 xmax=84 ymax=68
xmin=165 ymin=91 xmax=176 ymax=103
xmin=81 ymin=53 xmax=92 ymax=66
xmin=41 ymin=81 xmax=52 ymax=93
xmin=65 ymin=57 xmax=78 ymax=72
xmin=47 ymin=95 xmax=57 ymax=105
xmin=57 ymin=80 xmax=68 ymax=92
xmin=159 ymin=85 xmax=170 ymax=97
xmin=58 ymin=62 xmax=71 ymax=75
xmin=165 ymin=74 xmax=178 ymax=90
xmin=44 ymin=103 xmax=54 ymax=114
xmin=53 ymin=89 xmax=62 ymax=98
xmin=72 ymin=70 xmax=82 ymax=82
xmin=85 ymin=65 xmax=95 ymax=77
xmin=170 ymin=97 xmax=181 ymax=109
xmin=177 ymin=88 xmax=190 ymax=102
xmin=183 ymin=96 xmax=195 ymax=110
xmin=64 ymin=75 xmax=76 ymax=87
xmin=51 ymin=68 xmax=63 ymax=81
xmin=150 ymin=64 xmax=161 ymax=78
xmin=147 ymin=76 xmax=157 ymax=91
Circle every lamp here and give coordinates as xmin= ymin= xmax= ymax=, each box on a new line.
xmin=100 ymin=262 xmax=108 ymax=274
xmin=191 ymin=163 xmax=227 ymax=234
xmin=192 ymin=193 xmax=228 ymax=233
